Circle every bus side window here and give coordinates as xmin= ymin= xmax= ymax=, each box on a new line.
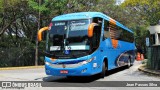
xmin=109 ymin=23 xmax=117 ymax=39
xmin=109 ymin=24 xmax=122 ymax=40
xmin=103 ymin=20 xmax=110 ymax=40
xmin=118 ymin=27 xmax=134 ymax=43
xmin=117 ymin=27 xmax=123 ymax=40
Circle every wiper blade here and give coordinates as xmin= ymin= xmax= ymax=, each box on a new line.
xmin=45 ymin=51 xmax=55 ymax=58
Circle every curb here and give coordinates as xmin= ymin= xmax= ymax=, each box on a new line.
xmin=138 ymin=65 xmax=160 ymax=76
xmin=0 ymin=65 xmax=44 ymax=70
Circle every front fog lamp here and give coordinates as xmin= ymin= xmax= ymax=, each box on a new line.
xmin=81 ymin=68 xmax=87 ymax=73
xmin=79 ymin=57 xmax=96 ymax=65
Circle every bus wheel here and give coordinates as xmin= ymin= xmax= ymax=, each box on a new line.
xmin=100 ymin=62 xmax=106 ymax=78
xmin=127 ymin=58 xmax=131 ymax=68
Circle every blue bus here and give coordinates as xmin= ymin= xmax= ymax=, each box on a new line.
xmin=38 ymin=12 xmax=135 ymax=78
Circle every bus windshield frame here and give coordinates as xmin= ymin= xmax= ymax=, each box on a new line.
xmin=46 ymin=19 xmax=91 ymax=58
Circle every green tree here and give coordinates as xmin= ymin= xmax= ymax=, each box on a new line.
xmin=0 ymin=0 xmax=46 ymax=67
xmin=121 ymin=0 xmax=152 ymax=47
xmin=122 ymin=0 xmax=160 ymax=25
xmin=1 ymin=0 xmax=152 ymax=67
xmin=122 ymin=0 xmax=160 ymax=70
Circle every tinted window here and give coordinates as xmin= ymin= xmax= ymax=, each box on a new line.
xmin=109 ymin=23 xmax=118 ymax=39
xmin=68 ymin=20 xmax=89 ymax=38
xmin=103 ymin=20 xmax=134 ymax=43
xmin=104 ymin=20 xmax=110 ymax=39
xmin=119 ymin=28 xmax=134 ymax=43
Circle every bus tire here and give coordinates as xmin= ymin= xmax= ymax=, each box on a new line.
xmin=100 ymin=62 xmax=106 ymax=78
xmin=127 ymin=57 xmax=131 ymax=68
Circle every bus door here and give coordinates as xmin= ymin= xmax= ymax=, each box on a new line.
xmin=92 ymin=26 xmax=101 ymax=51
xmin=90 ymin=17 xmax=102 ymax=52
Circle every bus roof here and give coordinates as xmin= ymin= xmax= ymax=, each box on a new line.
xmin=52 ymin=12 xmax=133 ymax=33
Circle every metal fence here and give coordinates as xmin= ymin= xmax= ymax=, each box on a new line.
xmin=0 ymin=48 xmax=44 ymax=67
xmin=147 ymin=46 xmax=160 ymax=70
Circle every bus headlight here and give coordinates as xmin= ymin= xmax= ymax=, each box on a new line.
xmin=79 ymin=57 xmax=96 ymax=65
xmin=45 ymin=61 xmax=51 ymax=65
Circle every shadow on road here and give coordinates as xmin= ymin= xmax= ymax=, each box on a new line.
xmin=43 ymin=66 xmax=128 ymax=83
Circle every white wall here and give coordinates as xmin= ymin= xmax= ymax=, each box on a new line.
xmin=149 ymin=25 xmax=160 ymax=34
xmin=149 ymin=25 xmax=160 ymax=45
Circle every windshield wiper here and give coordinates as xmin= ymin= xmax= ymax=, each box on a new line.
xmin=45 ymin=51 xmax=56 ymax=58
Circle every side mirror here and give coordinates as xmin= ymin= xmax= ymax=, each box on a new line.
xmin=37 ymin=27 xmax=49 ymax=41
xmin=88 ymin=23 xmax=98 ymax=37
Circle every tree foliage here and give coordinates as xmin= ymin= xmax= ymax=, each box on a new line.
xmin=0 ymin=0 xmax=159 ymax=67
xmin=122 ymin=0 xmax=160 ymax=25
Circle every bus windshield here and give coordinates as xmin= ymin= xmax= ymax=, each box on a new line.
xmin=48 ymin=19 xmax=90 ymax=58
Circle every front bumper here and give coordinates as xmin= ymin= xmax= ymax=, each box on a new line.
xmin=45 ymin=62 xmax=95 ymax=76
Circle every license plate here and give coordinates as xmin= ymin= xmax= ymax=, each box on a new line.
xmin=60 ymin=70 xmax=68 ymax=74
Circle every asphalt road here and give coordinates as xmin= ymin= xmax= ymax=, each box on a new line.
xmin=0 ymin=61 xmax=160 ymax=90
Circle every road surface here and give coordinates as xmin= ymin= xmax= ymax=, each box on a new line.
xmin=0 ymin=61 xmax=160 ymax=90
